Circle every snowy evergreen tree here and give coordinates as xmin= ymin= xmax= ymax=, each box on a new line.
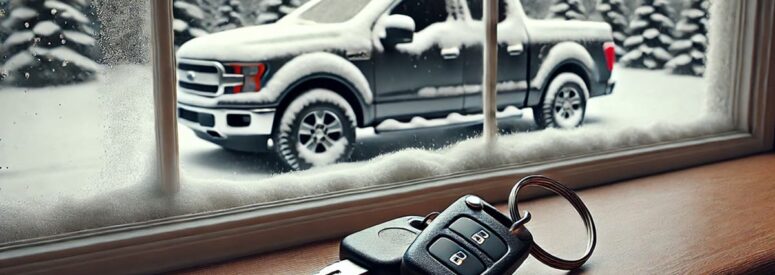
xmin=214 ymin=0 xmax=244 ymax=32
xmin=597 ymin=0 xmax=628 ymax=57
xmin=621 ymin=0 xmax=675 ymax=70
xmin=665 ymin=0 xmax=709 ymax=76
xmin=546 ymin=0 xmax=586 ymax=20
xmin=173 ymin=0 xmax=208 ymax=47
xmin=1 ymin=0 xmax=99 ymax=86
xmin=254 ymin=0 xmax=303 ymax=25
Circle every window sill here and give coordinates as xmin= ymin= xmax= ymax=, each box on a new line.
xmin=177 ymin=154 xmax=775 ymax=274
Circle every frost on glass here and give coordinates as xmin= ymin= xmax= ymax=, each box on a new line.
xmin=0 ymin=0 xmax=153 ymax=243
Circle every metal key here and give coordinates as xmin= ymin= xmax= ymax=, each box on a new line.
xmin=401 ymin=195 xmax=533 ymax=275
xmin=317 ymin=215 xmax=428 ymax=275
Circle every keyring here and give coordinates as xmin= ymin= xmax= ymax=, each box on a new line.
xmin=508 ymin=175 xmax=597 ymax=270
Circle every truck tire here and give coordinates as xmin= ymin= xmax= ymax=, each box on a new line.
xmin=533 ymin=72 xmax=589 ymax=129
xmin=274 ymin=89 xmax=357 ymax=170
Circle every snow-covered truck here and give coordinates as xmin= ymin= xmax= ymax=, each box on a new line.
xmin=176 ymin=0 xmax=617 ymax=170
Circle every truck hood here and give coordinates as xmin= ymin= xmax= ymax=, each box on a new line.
xmin=525 ymin=19 xmax=613 ymax=43
xmin=177 ymin=22 xmax=371 ymax=62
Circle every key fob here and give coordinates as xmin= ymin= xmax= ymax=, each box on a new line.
xmin=340 ymin=216 xmax=425 ymax=275
xmin=401 ymin=196 xmax=533 ymax=275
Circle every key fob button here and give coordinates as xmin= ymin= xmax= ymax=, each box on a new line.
xmin=449 ymin=217 xmax=508 ymax=260
xmin=428 ymin=237 xmax=485 ymax=275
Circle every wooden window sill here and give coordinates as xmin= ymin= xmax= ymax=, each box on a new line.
xmin=177 ymin=154 xmax=775 ymax=274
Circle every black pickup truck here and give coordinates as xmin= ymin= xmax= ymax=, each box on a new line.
xmin=176 ymin=0 xmax=616 ymax=170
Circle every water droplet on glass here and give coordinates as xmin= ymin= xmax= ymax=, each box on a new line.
xmin=62 ymin=61 xmax=69 ymax=67
xmin=24 ymin=22 xmax=30 ymax=28
xmin=51 ymin=9 xmax=58 ymax=15
xmin=24 ymin=72 xmax=30 ymax=79
xmin=61 ymin=39 xmax=67 ymax=44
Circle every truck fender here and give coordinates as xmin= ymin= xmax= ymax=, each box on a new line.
xmin=531 ymin=42 xmax=596 ymax=97
xmin=264 ymin=52 xmax=374 ymax=105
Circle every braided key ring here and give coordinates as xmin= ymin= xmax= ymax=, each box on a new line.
xmin=507 ymin=175 xmax=597 ymax=270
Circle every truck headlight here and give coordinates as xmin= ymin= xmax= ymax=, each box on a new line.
xmin=227 ymin=63 xmax=268 ymax=94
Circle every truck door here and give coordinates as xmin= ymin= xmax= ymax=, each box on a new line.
xmin=462 ymin=0 xmax=530 ymax=113
xmin=373 ymin=0 xmax=464 ymax=121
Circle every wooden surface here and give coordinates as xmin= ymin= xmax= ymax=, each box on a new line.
xmin=177 ymin=154 xmax=775 ymax=274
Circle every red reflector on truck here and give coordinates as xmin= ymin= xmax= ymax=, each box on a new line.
xmin=603 ymin=42 xmax=616 ymax=72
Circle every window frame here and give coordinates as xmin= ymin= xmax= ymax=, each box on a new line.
xmin=0 ymin=0 xmax=773 ymax=273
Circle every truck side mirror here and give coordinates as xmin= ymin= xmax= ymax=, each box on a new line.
xmin=383 ymin=14 xmax=415 ymax=45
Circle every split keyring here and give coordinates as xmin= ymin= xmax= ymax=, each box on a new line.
xmin=508 ymin=175 xmax=597 ymax=270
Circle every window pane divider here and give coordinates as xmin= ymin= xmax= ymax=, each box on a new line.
xmin=483 ymin=0 xmax=499 ymax=140
xmin=151 ymin=0 xmax=180 ymax=194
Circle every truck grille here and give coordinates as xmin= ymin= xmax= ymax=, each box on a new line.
xmin=179 ymin=82 xmax=218 ymax=93
xmin=177 ymin=59 xmax=224 ymax=97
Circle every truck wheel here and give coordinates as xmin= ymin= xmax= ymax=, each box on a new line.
xmin=533 ymin=73 xmax=589 ymax=129
xmin=274 ymin=89 xmax=356 ymax=170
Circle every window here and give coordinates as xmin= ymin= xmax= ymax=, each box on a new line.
xmin=299 ymin=0 xmax=371 ymax=23
xmin=1 ymin=0 xmax=773 ymax=273
xmin=391 ymin=0 xmax=450 ymax=32
xmin=466 ymin=0 xmax=507 ymax=22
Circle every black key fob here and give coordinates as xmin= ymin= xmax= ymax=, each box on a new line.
xmin=401 ymin=196 xmax=533 ymax=275
xmin=340 ymin=216 xmax=425 ymax=275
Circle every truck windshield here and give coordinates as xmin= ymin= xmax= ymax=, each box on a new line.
xmin=299 ymin=0 xmax=372 ymax=23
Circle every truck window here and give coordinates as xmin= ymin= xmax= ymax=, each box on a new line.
xmin=390 ymin=0 xmax=450 ymax=32
xmin=299 ymin=0 xmax=371 ymax=23
xmin=466 ymin=0 xmax=507 ymax=22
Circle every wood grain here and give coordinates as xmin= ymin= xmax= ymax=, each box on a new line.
xmin=177 ymin=154 xmax=775 ymax=274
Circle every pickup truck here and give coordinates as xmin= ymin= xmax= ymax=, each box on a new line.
xmin=176 ymin=0 xmax=616 ymax=170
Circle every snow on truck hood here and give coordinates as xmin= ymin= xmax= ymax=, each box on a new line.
xmin=177 ymin=22 xmax=371 ymax=62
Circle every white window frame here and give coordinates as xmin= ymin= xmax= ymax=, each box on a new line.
xmin=0 ymin=0 xmax=773 ymax=273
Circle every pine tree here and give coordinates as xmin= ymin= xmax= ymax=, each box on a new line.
xmin=620 ymin=0 xmax=675 ymax=70
xmin=546 ymin=0 xmax=586 ymax=21
xmin=214 ymin=0 xmax=243 ymax=32
xmin=665 ymin=0 xmax=709 ymax=76
xmin=1 ymin=0 xmax=99 ymax=86
xmin=255 ymin=0 xmax=304 ymax=25
xmin=173 ymin=0 xmax=208 ymax=47
xmin=597 ymin=0 xmax=628 ymax=57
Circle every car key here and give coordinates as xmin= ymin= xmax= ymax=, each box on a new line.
xmin=317 ymin=215 xmax=431 ymax=275
xmin=401 ymin=195 xmax=533 ymax=275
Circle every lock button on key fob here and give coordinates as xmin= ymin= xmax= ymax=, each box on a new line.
xmin=428 ymin=237 xmax=485 ymax=275
xmin=449 ymin=217 xmax=508 ymax=260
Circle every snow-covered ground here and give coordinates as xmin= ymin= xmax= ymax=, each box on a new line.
xmin=0 ymin=66 xmax=713 ymax=242
xmin=179 ymin=67 xmax=708 ymax=181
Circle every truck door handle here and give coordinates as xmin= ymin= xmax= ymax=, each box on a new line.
xmin=507 ymin=44 xmax=524 ymax=56
xmin=346 ymin=50 xmax=371 ymax=61
xmin=441 ymin=47 xmax=460 ymax=60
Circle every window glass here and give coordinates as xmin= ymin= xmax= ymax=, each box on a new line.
xmin=391 ymin=0 xmax=450 ymax=32
xmin=1 ymin=0 xmax=736 ymax=246
xmin=170 ymin=0 xmax=722 ymax=210
xmin=299 ymin=0 xmax=371 ymax=23
xmin=0 ymin=0 xmax=154 ymax=243
xmin=466 ymin=0 xmax=507 ymax=22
